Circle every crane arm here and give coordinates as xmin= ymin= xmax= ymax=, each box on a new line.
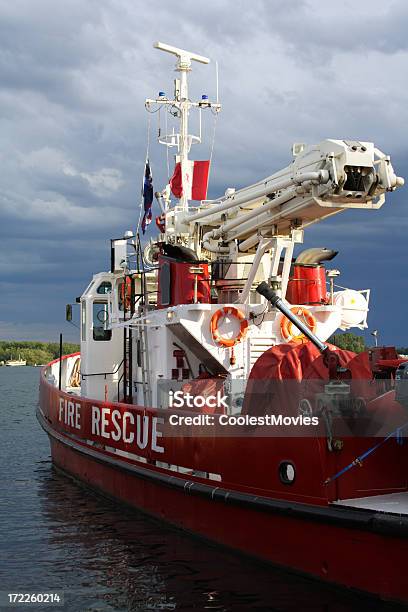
xmin=180 ymin=139 xmax=403 ymax=254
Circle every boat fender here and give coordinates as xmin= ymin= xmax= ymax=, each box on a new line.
xmin=68 ymin=358 xmax=81 ymax=388
xmin=120 ymin=277 xmax=132 ymax=310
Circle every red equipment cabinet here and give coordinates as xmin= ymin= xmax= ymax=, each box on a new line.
xmin=286 ymin=264 xmax=328 ymax=305
xmin=157 ymin=255 xmax=211 ymax=308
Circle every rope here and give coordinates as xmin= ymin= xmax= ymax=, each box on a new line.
xmin=324 ymin=422 xmax=408 ymax=486
xmin=201 ymin=108 xmax=219 ymax=204
xmin=209 ymin=110 xmax=218 ymax=164
xmin=165 ymin=106 xmax=170 ymax=180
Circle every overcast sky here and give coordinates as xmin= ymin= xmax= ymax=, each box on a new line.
xmin=0 ymin=0 xmax=407 ymax=345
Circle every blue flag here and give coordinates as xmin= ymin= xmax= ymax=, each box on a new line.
xmin=141 ymin=161 xmax=153 ymax=234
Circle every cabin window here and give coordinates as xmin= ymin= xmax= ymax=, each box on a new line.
xmin=81 ymin=301 xmax=86 ymax=342
xmin=93 ymin=302 xmax=112 ymax=341
xmin=97 ymin=281 xmax=112 ymax=295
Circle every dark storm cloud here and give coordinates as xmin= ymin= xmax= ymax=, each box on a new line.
xmin=271 ymin=0 xmax=408 ymax=57
xmin=0 ymin=0 xmax=407 ymax=342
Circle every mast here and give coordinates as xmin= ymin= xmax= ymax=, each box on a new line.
xmin=149 ymin=42 xmax=218 ymax=212
xmin=178 ymin=53 xmax=191 ymax=211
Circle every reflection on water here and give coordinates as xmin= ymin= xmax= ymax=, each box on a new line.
xmin=0 ymin=367 xmax=404 ymax=611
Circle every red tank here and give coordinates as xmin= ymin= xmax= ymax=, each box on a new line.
xmin=157 ymin=255 xmax=211 ymax=308
xmin=286 ymin=264 xmax=328 ymax=305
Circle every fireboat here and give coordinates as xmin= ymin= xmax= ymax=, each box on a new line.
xmin=38 ymin=42 xmax=408 ymax=602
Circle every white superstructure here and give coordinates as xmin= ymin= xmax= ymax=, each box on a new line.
xmin=71 ymin=43 xmax=404 ymax=406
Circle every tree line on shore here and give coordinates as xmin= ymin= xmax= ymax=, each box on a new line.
xmin=0 ymin=341 xmax=80 ymax=366
xmin=328 ymin=333 xmax=407 ymax=355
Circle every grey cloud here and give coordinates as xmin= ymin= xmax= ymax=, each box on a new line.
xmin=0 ymin=0 xmax=407 ymax=343
xmin=260 ymin=0 xmax=408 ymax=58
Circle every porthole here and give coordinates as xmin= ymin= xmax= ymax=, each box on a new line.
xmin=279 ymin=461 xmax=296 ymax=485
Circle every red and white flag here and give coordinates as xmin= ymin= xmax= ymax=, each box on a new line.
xmin=170 ymin=160 xmax=210 ymax=201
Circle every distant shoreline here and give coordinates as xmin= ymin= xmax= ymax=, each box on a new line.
xmin=0 ymin=340 xmax=80 ymax=367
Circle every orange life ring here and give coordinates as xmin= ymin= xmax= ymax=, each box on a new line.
xmin=280 ymin=306 xmax=317 ymax=344
xmin=210 ymin=307 xmax=248 ymax=348
xmin=155 ymin=214 xmax=166 ymax=234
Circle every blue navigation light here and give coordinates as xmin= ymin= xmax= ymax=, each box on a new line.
xmin=201 ymin=94 xmax=209 ymax=100
xmin=158 ymin=91 xmax=166 ymax=97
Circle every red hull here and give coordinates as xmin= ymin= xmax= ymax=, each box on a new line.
xmin=36 ymin=410 xmax=407 ymax=604
xmin=46 ymin=431 xmax=407 ymax=602
xmin=38 ymin=358 xmax=408 ymax=603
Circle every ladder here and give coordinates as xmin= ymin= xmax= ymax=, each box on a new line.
xmin=139 ymin=321 xmax=152 ymax=406
xmin=138 ymin=271 xmax=152 ymax=406
xmin=122 ymin=327 xmax=133 ymax=403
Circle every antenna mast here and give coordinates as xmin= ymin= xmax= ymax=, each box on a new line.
xmin=149 ymin=42 xmax=219 ymax=212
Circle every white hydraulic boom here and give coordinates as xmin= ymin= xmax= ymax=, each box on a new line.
xmin=177 ymin=139 xmax=404 ymax=254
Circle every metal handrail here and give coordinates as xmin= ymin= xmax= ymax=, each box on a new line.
xmin=81 ymin=358 xmax=124 ymax=379
xmin=117 ymin=370 xmax=124 ymax=401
